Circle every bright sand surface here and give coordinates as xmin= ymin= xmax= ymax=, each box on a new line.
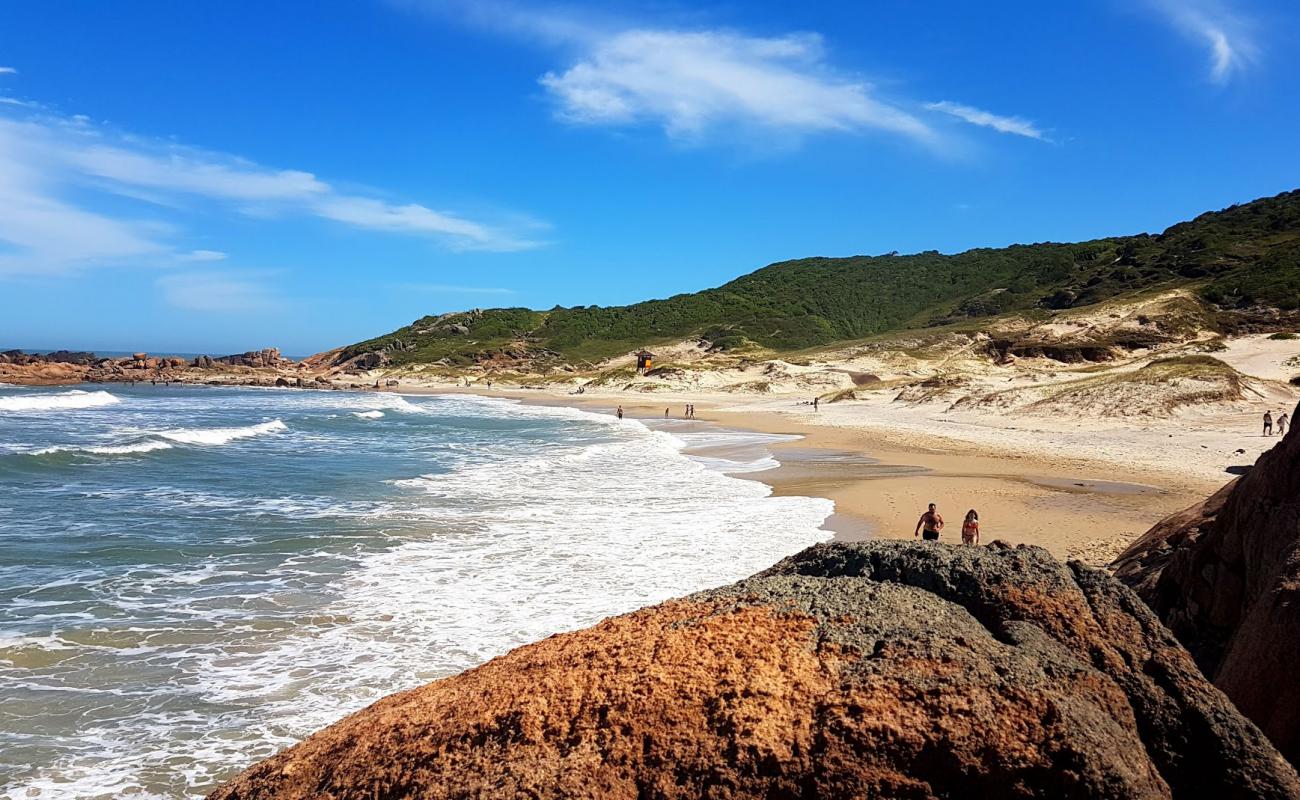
xmin=396 ymin=383 xmax=1290 ymax=566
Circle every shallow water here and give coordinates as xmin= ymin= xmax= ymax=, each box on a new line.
xmin=0 ymin=385 xmax=832 ymax=799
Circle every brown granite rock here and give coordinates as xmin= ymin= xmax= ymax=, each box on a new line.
xmin=1113 ymin=401 xmax=1300 ymax=766
xmin=210 ymin=542 xmax=1298 ymax=800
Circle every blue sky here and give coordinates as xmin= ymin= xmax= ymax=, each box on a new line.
xmin=1 ymin=0 xmax=1297 ymax=355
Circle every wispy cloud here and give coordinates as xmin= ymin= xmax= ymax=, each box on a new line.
xmin=413 ymin=1 xmax=935 ymax=146
xmin=180 ymin=249 xmax=229 ymax=262
xmin=388 ymin=282 xmax=515 ymax=294
xmin=0 ymin=67 xmax=16 ymax=75
xmin=1145 ymin=0 xmax=1259 ymax=84
xmin=539 ymin=29 xmax=933 ymax=143
xmin=0 ymin=107 xmax=549 ymax=276
xmin=156 ymin=271 xmax=280 ymax=313
xmin=925 ymin=101 xmax=1049 ymax=141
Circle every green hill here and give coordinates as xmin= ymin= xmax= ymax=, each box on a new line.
xmin=340 ymin=189 xmax=1300 ymax=368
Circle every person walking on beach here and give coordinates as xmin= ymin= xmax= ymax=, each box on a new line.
xmin=914 ymin=503 xmax=944 ymax=542
xmin=961 ymin=510 xmax=980 ymax=546
xmin=1264 ymin=410 xmax=1274 ymax=436
xmin=616 ymin=405 xmax=624 ymax=420
xmin=1279 ymin=411 xmax=1290 ymax=437
xmin=665 ymin=408 xmax=669 ymax=418
xmin=813 ymin=397 xmax=819 ymax=412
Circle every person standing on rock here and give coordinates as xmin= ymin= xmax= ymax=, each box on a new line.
xmin=1264 ymin=410 xmax=1274 ymax=436
xmin=1278 ymin=411 xmax=1290 ymax=437
xmin=915 ymin=503 xmax=944 ymax=542
xmin=961 ymin=510 xmax=980 ymax=546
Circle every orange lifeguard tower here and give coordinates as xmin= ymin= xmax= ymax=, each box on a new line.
xmin=635 ymin=350 xmax=655 ymax=372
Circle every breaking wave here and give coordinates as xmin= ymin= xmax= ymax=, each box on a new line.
xmin=0 ymin=390 xmax=121 ymax=412
xmin=156 ymin=419 xmax=288 ymax=446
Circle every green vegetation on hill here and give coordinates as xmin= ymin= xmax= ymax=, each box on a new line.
xmin=343 ymin=189 xmax=1300 ymax=366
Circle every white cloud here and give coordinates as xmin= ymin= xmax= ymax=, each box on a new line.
xmin=0 ymin=135 xmax=172 ymax=276
xmin=539 ymin=29 xmax=933 ymax=142
xmin=156 ymin=271 xmax=279 ymax=313
xmin=0 ymin=67 xmax=16 ymax=75
xmin=415 ymin=1 xmax=935 ymax=145
xmin=0 ymin=108 xmax=548 ymax=276
xmin=181 ymin=249 xmax=229 ymax=262
xmin=925 ymin=101 xmax=1049 ymax=141
xmin=1146 ymin=0 xmax=1259 ymax=83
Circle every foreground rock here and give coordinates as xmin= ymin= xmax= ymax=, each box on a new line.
xmin=1113 ymin=402 xmax=1300 ymax=766
xmin=211 ymin=542 xmax=1297 ymax=799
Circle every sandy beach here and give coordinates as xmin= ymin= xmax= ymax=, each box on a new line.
xmin=395 ymin=381 xmax=1280 ymax=566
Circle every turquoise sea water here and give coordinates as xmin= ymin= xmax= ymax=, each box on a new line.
xmin=0 ymin=384 xmax=832 ymax=798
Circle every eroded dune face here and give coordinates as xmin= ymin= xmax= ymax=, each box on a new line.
xmin=211 ymin=542 xmax=1298 ymax=800
xmin=1115 ymin=400 xmax=1300 ymax=767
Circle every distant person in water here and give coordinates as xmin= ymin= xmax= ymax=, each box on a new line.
xmin=961 ymin=510 xmax=980 ymax=546
xmin=1279 ymin=412 xmax=1290 ymax=436
xmin=915 ymin=503 xmax=944 ymax=542
xmin=1264 ymin=410 xmax=1274 ymax=436
xmin=813 ymin=397 xmax=819 ymax=412
xmin=616 ymin=405 xmax=623 ymax=420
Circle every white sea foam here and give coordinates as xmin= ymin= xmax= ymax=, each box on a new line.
xmin=0 ymin=390 xmax=120 ymax=412
xmin=351 ymin=410 xmax=384 ymax=419
xmin=0 ymin=391 xmax=833 ymax=799
xmin=156 ymin=419 xmax=287 ymax=446
xmin=30 ymin=440 xmax=174 ymax=457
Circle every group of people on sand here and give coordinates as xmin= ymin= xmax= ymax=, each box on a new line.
xmin=1263 ymin=410 xmax=1290 ymax=437
xmin=613 ymin=403 xmax=698 ymax=420
xmin=914 ymin=503 xmax=982 ymax=546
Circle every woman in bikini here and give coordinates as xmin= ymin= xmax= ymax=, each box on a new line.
xmin=961 ymin=509 xmax=980 ymax=546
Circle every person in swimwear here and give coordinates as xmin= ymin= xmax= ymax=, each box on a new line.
xmin=961 ymin=509 xmax=980 ymax=546
xmin=914 ymin=503 xmax=944 ymax=542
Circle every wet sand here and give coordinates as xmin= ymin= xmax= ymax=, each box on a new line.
xmin=399 ymin=387 xmax=1224 ymax=566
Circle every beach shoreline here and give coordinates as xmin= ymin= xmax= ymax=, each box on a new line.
xmin=397 ymin=383 xmax=1237 ymax=565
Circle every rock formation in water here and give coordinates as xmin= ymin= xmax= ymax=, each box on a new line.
xmin=1113 ymin=401 xmax=1300 ymax=766
xmin=210 ymin=541 xmax=1298 ymax=800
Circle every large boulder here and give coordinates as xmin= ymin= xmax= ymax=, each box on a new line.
xmin=210 ymin=542 xmax=1297 ymax=800
xmin=1113 ymin=401 xmax=1300 ymax=765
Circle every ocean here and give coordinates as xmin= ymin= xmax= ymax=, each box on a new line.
xmin=0 ymin=384 xmax=833 ymax=798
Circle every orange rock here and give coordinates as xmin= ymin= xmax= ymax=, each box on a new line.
xmin=212 ymin=543 xmax=1298 ymax=799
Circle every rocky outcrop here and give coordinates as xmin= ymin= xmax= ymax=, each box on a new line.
xmin=212 ymin=348 xmax=288 ymax=369
xmin=0 ymin=348 xmax=305 ymax=386
xmin=210 ymin=542 xmax=1298 ymax=800
xmin=1113 ymin=401 xmax=1300 ymax=766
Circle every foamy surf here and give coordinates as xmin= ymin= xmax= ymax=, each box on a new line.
xmin=157 ymin=419 xmax=288 ymax=446
xmin=30 ymin=440 xmax=175 ymax=457
xmin=0 ymin=390 xmax=121 ymax=412
xmin=352 ymin=410 xmax=384 ymax=419
xmin=0 ymin=388 xmax=832 ymax=799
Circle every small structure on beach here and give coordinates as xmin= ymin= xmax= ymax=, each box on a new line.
xmin=635 ymin=350 xmax=655 ymax=372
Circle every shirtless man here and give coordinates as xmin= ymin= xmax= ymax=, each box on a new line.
xmin=914 ymin=503 xmax=944 ymax=542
